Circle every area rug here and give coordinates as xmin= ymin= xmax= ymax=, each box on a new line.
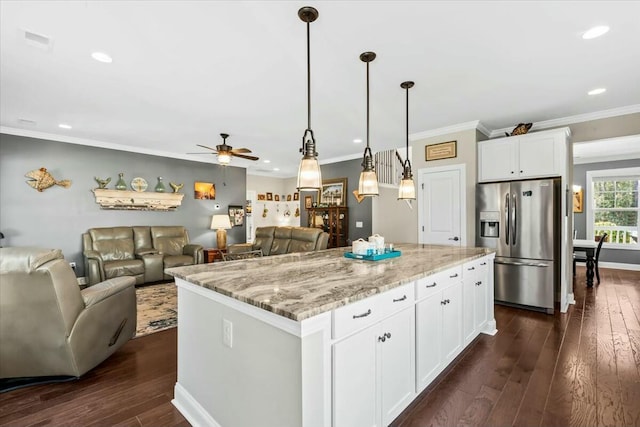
xmin=135 ymin=282 xmax=177 ymax=338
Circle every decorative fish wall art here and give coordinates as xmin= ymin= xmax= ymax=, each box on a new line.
xmin=25 ymin=167 xmax=71 ymax=192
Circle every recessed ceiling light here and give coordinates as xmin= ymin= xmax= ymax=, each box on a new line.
xmin=58 ymin=123 xmax=72 ymax=129
xmin=353 ymin=138 xmax=363 ymax=144
xmin=91 ymin=52 xmax=113 ymax=63
xmin=582 ymin=25 xmax=609 ymax=40
xmin=273 ymin=167 xmax=280 ymax=171
xmin=263 ymin=160 xmax=271 ymax=163
xmin=588 ymin=88 xmax=606 ymax=95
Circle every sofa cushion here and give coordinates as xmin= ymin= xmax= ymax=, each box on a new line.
xmin=103 ymin=259 xmax=144 ymax=279
xmin=89 ymin=227 xmax=135 ymax=261
xmin=151 ymin=226 xmax=187 ymax=256
xmin=270 ymin=227 xmax=292 ymax=255
xmin=290 ymin=228 xmax=322 ymax=253
xmin=133 ymin=226 xmax=153 ymax=253
xmin=163 ymin=255 xmax=195 ymax=268
xmin=253 ymin=226 xmax=275 ymax=256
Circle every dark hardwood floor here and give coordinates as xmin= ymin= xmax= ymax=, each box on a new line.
xmin=1 ymin=266 xmax=638 ymax=427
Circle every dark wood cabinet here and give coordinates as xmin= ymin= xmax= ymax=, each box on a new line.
xmin=204 ymin=248 xmax=226 ymax=263
xmin=307 ymin=206 xmax=348 ymax=248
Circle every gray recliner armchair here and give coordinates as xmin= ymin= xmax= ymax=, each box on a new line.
xmin=0 ymin=247 xmax=137 ymax=379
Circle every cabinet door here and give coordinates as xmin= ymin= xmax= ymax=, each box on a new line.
xmin=380 ymin=308 xmax=415 ymax=426
xmin=478 ymin=138 xmax=517 ymax=182
xmin=474 ymin=271 xmax=489 ymax=333
xmin=518 ymin=134 xmax=557 ymax=178
xmin=462 ymin=273 xmax=477 ymax=346
xmin=415 ymin=292 xmax=442 ymax=391
xmin=333 ymin=326 xmax=379 ymax=427
xmin=441 ymin=282 xmax=463 ymax=365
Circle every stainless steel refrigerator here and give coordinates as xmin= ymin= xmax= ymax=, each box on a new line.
xmin=476 ymin=178 xmax=560 ymax=314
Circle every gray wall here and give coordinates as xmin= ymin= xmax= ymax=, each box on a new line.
xmin=0 ymin=133 xmax=246 ymax=277
xmin=300 ymin=158 xmax=373 ymax=243
xmin=573 ymin=158 xmax=640 ymax=264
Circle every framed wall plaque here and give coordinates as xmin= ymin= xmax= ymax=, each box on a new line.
xmin=573 ymin=188 xmax=583 ymax=213
xmin=425 ymin=140 xmax=457 ymax=161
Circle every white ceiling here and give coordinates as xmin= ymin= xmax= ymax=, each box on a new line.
xmin=2 ymin=1 xmax=640 ymax=177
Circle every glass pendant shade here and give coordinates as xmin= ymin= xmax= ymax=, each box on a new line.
xmin=398 ymin=177 xmax=416 ymax=200
xmin=359 ymin=169 xmax=379 ymax=195
xmin=217 ymin=152 xmax=231 ymax=165
xmin=297 ymin=155 xmax=322 ymax=191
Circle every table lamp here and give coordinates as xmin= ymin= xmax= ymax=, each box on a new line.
xmin=211 ymin=215 xmax=232 ymax=250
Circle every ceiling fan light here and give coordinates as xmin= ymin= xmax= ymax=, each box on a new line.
xmin=398 ymin=177 xmax=416 ymax=200
xmin=297 ymin=156 xmax=322 ymax=191
xmin=217 ymin=152 xmax=231 ymax=164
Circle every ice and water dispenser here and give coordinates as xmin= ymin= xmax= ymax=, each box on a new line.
xmin=479 ymin=211 xmax=500 ymax=238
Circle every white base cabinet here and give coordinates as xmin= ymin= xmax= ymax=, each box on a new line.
xmin=463 ymin=257 xmax=490 ymax=346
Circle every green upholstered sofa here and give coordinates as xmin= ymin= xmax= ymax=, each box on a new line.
xmin=82 ymin=226 xmax=203 ymax=286
xmin=228 ymin=226 xmax=329 ymax=256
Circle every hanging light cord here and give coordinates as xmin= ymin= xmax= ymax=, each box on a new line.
xmin=366 ymin=59 xmax=370 ymax=151
xmin=306 ymin=20 xmax=311 ymax=131
xmin=403 ymin=84 xmax=412 ymax=176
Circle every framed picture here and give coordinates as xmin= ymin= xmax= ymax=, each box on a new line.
xmin=293 ymin=192 xmax=299 ymax=201
xmin=573 ymin=188 xmax=583 ymax=213
xmin=426 ymin=140 xmax=457 ymax=161
xmin=318 ymin=177 xmax=347 ymax=206
xmin=194 ymin=182 xmax=215 ymax=200
xmin=266 ymin=192 xmax=273 ymax=201
xmin=287 ymin=194 xmax=292 ymax=201
xmin=275 ymin=194 xmax=280 ymax=201
xmin=305 ymin=195 xmax=313 ymax=209
xmin=228 ymin=205 xmax=245 ymax=226
xmin=257 ymin=193 xmax=266 ymax=201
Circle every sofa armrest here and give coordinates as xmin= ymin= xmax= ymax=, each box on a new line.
xmin=135 ymin=248 xmax=159 ymax=258
xmin=83 ymin=250 xmax=105 ymax=285
xmin=183 ymin=244 xmax=204 ymax=263
xmin=81 ymin=276 xmax=136 ymax=307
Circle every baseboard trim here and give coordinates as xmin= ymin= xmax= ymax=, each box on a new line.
xmin=575 ymin=261 xmax=640 ymax=271
xmin=173 ymin=382 xmax=221 ymax=427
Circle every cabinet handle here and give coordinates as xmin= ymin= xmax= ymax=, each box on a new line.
xmin=449 ymin=273 xmax=458 ymax=278
xmin=475 ymin=281 xmax=482 ymax=286
xmin=378 ymin=335 xmax=386 ymax=342
xmin=352 ymin=309 xmax=372 ymax=319
xmin=426 ymin=282 xmax=437 ymax=288
xmin=446 ymin=299 xmax=451 ymax=304
xmin=393 ymin=295 xmax=407 ymax=303
xmin=481 ymin=262 xmax=487 ymax=265
xmin=440 ymin=300 xmax=446 ymax=305
xmin=467 ymin=266 xmax=475 ymax=271
xmin=385 ymin=332 xmax=391 ymax=339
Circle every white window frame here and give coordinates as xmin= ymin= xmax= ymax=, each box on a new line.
xmin=586 ymin=166 xmax=640 ymax=251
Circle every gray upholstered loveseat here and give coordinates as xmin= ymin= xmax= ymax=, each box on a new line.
xmin=82 ymin=226 xmax=203 ymax=286
xmin=228 ymin=226 xmax=328 ymax=256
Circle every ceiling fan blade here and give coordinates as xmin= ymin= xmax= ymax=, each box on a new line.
xmin=196 ymin=144 xmax=218 ymax=151
xmin=231 ymin=153 xmax=259 ymax=161
xmin=186 ymin=152 xmax=217 ymax=155
xmin=230 ymin=148 xmax=252 ymax=154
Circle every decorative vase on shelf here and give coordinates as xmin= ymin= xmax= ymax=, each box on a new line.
xmin=155 ymin=177 xmax=166 ymax=193
xmin=115 ymin=173 xmax=127 ymax=191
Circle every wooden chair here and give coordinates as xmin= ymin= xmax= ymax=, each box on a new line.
xmin=222 ymin=249 xmax=263 ymax=261
xmin=574 ymin=233 xmax=607 ymax=284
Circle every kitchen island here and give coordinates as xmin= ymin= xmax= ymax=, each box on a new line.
xmin=167 ymin=244 xmax=496 ymax=427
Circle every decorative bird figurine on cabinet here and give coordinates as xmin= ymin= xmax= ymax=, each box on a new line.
xmin=505 ymin=123 xmax=533 ymax=137
xmin=94 ymin=176 xmax=111 ymax=189
xmin=169 ymin=182 xmax=184 ymax=193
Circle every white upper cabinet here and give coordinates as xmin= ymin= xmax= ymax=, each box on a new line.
xmin=478 ymin=128 xmax=569 ymax=182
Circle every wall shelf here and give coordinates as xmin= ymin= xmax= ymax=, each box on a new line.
xmin=92 ymin=189 xmax=184 ymax=211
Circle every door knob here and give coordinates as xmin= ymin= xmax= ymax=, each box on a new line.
xmin=448 ymin=237 xmax=459 ymax=241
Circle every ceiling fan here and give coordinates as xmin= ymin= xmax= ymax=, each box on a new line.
xmin=188 ymin=133 xmax=259 ymax=165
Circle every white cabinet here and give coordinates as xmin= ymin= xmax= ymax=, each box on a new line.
xmin=462 ymin=257 xmax=490 ymax=346
xmin=415 ymin=266 xmax=463 ymax=392
xmin=478 ymin=129 xmax=568 ymax=182
xmin=333 ymin=284 xmax=415 ymax=427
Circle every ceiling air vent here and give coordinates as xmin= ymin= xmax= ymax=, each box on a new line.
xmin=21 ymin=29 xmax=53 ymax=51
xmin=17 ymin=118 xmax=37 ymax=126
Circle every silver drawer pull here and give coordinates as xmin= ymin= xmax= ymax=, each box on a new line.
xmin=449 ymin=273 xmax=459 ymax=278
xmin=393 ymin=295 xmax=407 ymax=303
xmin=480 ymin=262 xmax=487 ymax=265
xmin=353 ymin=309 xmax=372 ymax=319
xmin=467 ymin=267 xmax=475 ymax=271
xmin=475 ymin=281 xmax=482 ymax=286
xmin=426 ymin=282 xmax=437 ymax=288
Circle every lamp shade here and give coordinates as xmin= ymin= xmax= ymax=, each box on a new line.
xmin=398 ymin=178 xmax=416 ymax=200
xmin=358 ymin=170 xmax=379 ymax=196
xmin=217 ymin=152 xmax=232 ymax=165
xmin=210 ymin=214 xmax=232 ymax=230
xmin=297 ymin=157 xmax=322 ymax=191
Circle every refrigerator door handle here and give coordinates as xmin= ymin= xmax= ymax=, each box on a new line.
xmin=504 ymin=192 xmax=510 ymax=246
xmin=511 ymin=193 xmax=517 ymax=246
xmin=495 ymin=259 xmax=550 ymax=268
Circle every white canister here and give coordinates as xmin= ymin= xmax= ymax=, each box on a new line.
xmin=368 ymin=234 xmax=385 ymax=251
xmin=352 ymin=238 xmax=370 ymax=255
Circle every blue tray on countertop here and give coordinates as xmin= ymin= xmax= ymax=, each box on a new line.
xmin=344 ymin=250 xmax=402 ymax=261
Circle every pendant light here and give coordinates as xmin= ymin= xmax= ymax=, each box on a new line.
xmin=358 ymin=51 xmax=379 ymax=197
xmin=398 ymin=81 xmax=416 ymax=200
xmin=296 ymin=6 xmax=322 ymax=191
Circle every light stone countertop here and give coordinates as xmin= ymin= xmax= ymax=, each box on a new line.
xmin=166 ymin=243 xmax=493 ymax=321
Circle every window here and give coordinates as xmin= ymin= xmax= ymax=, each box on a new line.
xmin=586 ymin=167 xmax=639 ymax=249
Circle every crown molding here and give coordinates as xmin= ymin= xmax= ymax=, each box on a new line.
xmin=573 ymin=133 xmax=640 ymax=164
xmin=319 ymin=152 xmax=362 ymax=165
xmin=409 ymin=120 xmax=488 ymax=141
xmin=489 ymin=104 xmax=640 ymax=139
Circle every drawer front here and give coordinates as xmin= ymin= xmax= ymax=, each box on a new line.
xmin=377 ymin=283 xmax=415 ymax=320
xmin=463 ymin=256 xmax=489 ymax=279
xmin=333 ymin=295 xmax=380 ymax=339
xmin=416 ymin=266 xmax=462 ymax=301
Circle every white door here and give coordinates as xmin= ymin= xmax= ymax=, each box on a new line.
xmin=418 ymin=165 xmax=465 ymax=246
